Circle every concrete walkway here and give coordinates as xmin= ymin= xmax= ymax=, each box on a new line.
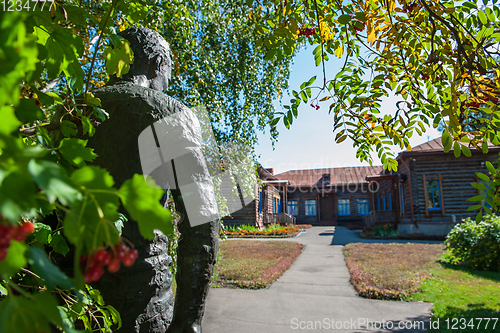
xmin=202 ymin=227 xmax=440 ymax=332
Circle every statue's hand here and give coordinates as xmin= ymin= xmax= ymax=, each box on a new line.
xmin=166 ymin=321 xmax=201 ymax=333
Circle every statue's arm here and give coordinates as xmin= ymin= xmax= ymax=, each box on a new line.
xmin=167 ymin=190 xmax=219 ymax=333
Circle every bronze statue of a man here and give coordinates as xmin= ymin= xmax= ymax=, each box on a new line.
xmin=89 ymin=27 xmax=219 ymax=333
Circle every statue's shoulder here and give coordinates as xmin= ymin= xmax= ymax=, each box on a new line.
xmin=92 ymin=82 xmax=191 ymax=118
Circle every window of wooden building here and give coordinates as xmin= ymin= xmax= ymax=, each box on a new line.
xmin=399 ymin=184 xmax=404 ymax=215
xmin=426 ymin=180 xmax=441 ymax=210
xmin=356 ymin=198 xmax=369 ymax=216
xmin=338 ymin=199 xmax=350 ymax=216
xmin=422 ymin=174 xmax=445 ymax=216
xmin=305 ymin=200 xmax=316 ymax=216
xmin=259 ymin=191 xmax=263 ymax=214
xmin=287 ymin=200 xmax=298 ymax=216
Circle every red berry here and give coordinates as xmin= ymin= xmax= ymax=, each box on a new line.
xmin=84 ymin=271 xmax=93 ymax=284
xmin=123 ymin=253 xmax=135 ymax=267
xmin=35 ymin=99 xmax=41 ymax=106
xmin=95 ymin=249 xmax=107 ymax=263
xmin=13 ymin=228 xmax=27 ymax=242
xmin=0 ymin=247 xmax=7 ymax=261
xmin=103 ymin=252 xmax=112 ymax=266
xmin=108 ymin=258 xmax=121 ymax=273
xmin=129 ymin=249 xmax=138 ymax=261
xmin=20 ymin=222 xmax=35 ymax=235
xmin=89 ymin=266 xmax=104 ymax=282
xmin=79 ymin=254 xmax=88 ymax=266
xmin=116 ymin=244 xmax=129 ymax=260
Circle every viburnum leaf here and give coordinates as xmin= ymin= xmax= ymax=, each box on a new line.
xmin=49 ymin=231 xmax=70 ymax=256
xmin=65 ymin=166 xmax=120 ymax=250
xmin=104 ymin=39 xmax=134 ymax=78
xmin=119 ymin=174 xmax=173 ymax=239
xmin=32 ymin=222 xmax=52 ymax=244
xmin=58 ymin=138 xmax=97 ymax=167
xmin=0 ymin=240 xmax=27 ymax=279
xmin=27 ymin=159 xmax=82 ymax=206
xmin=0 ymin=171 xmax=37 ymax=222
xmin=26 ymin=247 xmax=75 ymax=291
xmin=15 ymin=98 xmax=44 ymax=124
xmin=0 ymin=292 xmax=63 ymax=333
xmin=60 ymin=120 xmax=78 ymax=137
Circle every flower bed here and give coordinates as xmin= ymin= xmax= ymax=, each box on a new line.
xmin=224 ymin=223 xmax=301 ymax=238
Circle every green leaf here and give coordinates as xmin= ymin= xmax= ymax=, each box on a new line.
xmin=467 ymin=204 xmax=483 ymax=211
xmin=0 ymin=240 xmax=27 ymax=279
xmin=478 ymin=10 xmax=488 ymax=25
xmin=32 ymin=222 xmax=52 ymax=244
xmin=119 ymin=175 xmax=173 ymax=239
xmin=49 ymin=231 xmax=70 ymax=256
xmin=0 ymin=171 xmax=37 ymax=222
xmin=467 ymin=195 xmax=485 ymax=201
xmin=65 ymin=166 xmax=120 ymax=249
xmin=15 ymin=98 xmax=44 ymax=124
xmin=60 ymin=120 xmax=78 ymax=137
xmin=84 ymin=92 xmax=101 ymax=108
xmin=471 ymin=182 xmax=487 ymax=191
xmin=104 ymin=39 xmax=134 ymax=78
xmin=453 ymin=142 xmax=461 ymax=158
xmin=26 ymin=247 xmax=75 ymax=291
xmin=442 ymin=130 xmax=452 ymax=152
xmin=305 ymin=75 xmax=316 ymax=87
xmin=107 ymin=305 xmax=122 ymax=330
xmin=475 ymin=211 xmax=483 ymax=223
xmin=58 ymin=138 xmax=97 ymax=167
xmin=338 ymin=14 xmax=352 ymax=25
xmin=462 ymin=144 xmax=471 ymax=157
xmin=27 ymin=159 xmax=81 ymax=206
xmin=0 ymin=106 xmax=22 ymax=135
xmin=476 ymin=172 xmax=490 ymax=182
xmin=486 ymin=161 xmax=496 ymax=175
xmin=81 ymin=116 xmax=95 ymax=137
xmin=93 ymin=107 xmax=109 ymax=121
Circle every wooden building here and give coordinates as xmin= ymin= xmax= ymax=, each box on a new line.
xmin=273 ymin=166 xmax=383 ymax=226
xmin=366 ymin=138 xmax=500 ymax=235
xmin=222 ymin=166 xmax=295 ymax=227
xmin=223 ymin=137 xmax=499 ymax=235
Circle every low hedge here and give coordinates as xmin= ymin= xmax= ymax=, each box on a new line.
xmin=443 ymin=215 xmax=500 ymax=272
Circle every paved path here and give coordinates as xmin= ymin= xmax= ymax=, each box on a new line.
xmin=202 ymin=226 xmax=441 ymax=333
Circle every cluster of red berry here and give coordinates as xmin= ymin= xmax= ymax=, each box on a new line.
xmin=465 ymin=96 xmax=499 ymax=108
xmin=404 ymin=3 xmax=418 ymax=12
xmin=310 ymin=103 xmax=320 ymax=110
xmin=299 ymin=28 xmax=316 ymax=37
xmin=352 ymin=20 xmax=365 ymax=32
xmin=79 ymin=244 xmax=139 ymax=284
xmin=0 ymin=222 xmax=35 ymax=261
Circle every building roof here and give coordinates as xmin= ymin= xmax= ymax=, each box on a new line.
xmin=398 ymin=136 xmax=500 ymax=158
xmin=274 ymin=166 xmax=384 ymax=187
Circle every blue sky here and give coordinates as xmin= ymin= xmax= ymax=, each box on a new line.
xmin=254 ymin=46 xmax=441 ymax=175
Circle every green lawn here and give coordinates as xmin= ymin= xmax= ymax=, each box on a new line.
xmin=211 ymin=240 xmax=303 ymax=288
xmin=343 ymin=243 xmax=500 ymax=332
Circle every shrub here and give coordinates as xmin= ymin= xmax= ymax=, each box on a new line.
xmin=444 ymin=215 xmax=500 ymax=272
xmin=363 ymin=223 xmax=399 ymax=237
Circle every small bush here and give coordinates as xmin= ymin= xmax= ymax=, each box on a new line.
xmin=444 ymin=215 xmax=500 ymax=272
xmin=363 ymin=223 xmax=399 ymax=237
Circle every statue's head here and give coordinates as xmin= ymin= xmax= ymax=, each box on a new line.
xmin=118 ymin=27 xmax=172 ymax=92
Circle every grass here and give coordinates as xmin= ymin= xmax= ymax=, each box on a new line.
xmin=343 ymin=243 xmax=500 ymax=333
xmin=343 ymin=243 xmax=444 ymax=300
xmin=211 ymin=240 xmax=303 ymax=288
